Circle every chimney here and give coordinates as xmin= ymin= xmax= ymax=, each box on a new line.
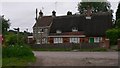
xmin=52 ymin=10 xmax=56 ymax=17
xmin=85 ymin=5 xmax=92 ymax=19
xmin=39 ymin=10 xmax=43 ymax=17
xmin=67 ymin=11 xmax=72 ymax=15
xmin=35 ymin=8 xmax=38 ymax=21
xmin=86 ymin=5 xmax=92 ymax=16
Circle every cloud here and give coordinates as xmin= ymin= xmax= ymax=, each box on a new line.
xmin=2 ymin=1 xmax=119 ymax=32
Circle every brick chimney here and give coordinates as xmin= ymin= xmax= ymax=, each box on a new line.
xmin=39 ymin=10 xmax=43 ymax=17
xmin=86 ymin=5 xmax=92 ymax=19
xmin=52 ymin=10 xmax=56 ymax=17
xmin=86 ymin=5 xmax=92 ymax=16
xmin=67 ymin=11 xmax=72 ymax=15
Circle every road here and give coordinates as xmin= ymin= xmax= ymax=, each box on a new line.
xmin=29 ymin=51 xmax=118 ymax=66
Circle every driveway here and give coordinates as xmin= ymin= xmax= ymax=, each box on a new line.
xmin=30 ymin=51 xmax=118 ymax=66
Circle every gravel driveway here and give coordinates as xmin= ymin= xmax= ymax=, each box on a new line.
xmin=30 ymin=51 xmax=118 ymax=66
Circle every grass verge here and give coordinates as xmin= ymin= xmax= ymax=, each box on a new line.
xmin=2 ymin=56 xmax=36 ymax=67
xmin=32 ymin=48 xmax=107 ymax=52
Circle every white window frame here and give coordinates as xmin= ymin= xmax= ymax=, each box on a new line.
xmin=72 ymin=27 xmax=78 ymax=32
xmin=54 ymin=38 xmax=63 ymax=43
xmin=86 ymin=16 xmax=91 ymax=19
xmin=70 ymin=37 xmax=80 ymax=43
xmin=42 ymin=38 xmax=47 ymax=44
xmin=94 ymin=37 xmax=102 ymax=43
xmin=56 ymin=30 xmax=62 ymax=33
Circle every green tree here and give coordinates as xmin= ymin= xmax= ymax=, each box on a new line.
xmin=0 ymin=15 xmax=10 ymax=34
xmin=116 ymin=2 xmax=120 ymax=20
xmin=78 ymin=0 xmax=111 ymax=14
xmin=106 ymin=28 xmax=120 ymax=45
xmin=5 ymin=33 xmax=26 ymax=46
xmin=116 ymin=19 xmax=120 ymax=28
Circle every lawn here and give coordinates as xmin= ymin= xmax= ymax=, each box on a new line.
xmin=2 ymin=56 xmax=36 ymax=66
xmin=2 ymin=44 xmax=36 ymax=67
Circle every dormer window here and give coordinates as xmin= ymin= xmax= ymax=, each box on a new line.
xmin=86 ymin=16 xmax=91 ymax=19
xmin=56 ymin=30 xmax=62 ymax=33
xmin=38 ymin=28 xmax=44 ymax=33
xmin=72 ymin=27 xmax=78 ymax=32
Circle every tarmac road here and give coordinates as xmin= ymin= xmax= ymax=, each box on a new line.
xmin=30 ymin=51 xmax=118 ymax=66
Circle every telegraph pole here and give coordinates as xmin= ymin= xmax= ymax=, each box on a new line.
xmin=14 ymin=27 xmax=19 ymax=45
xmin=35 ymin=8 xmax=38 ymax=44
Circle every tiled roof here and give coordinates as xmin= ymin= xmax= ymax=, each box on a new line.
xmin=33 ymin=16 xmax=53 ymax=27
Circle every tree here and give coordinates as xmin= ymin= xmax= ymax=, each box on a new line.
xmin=116 ymin=2 xmax=120 ymax=20
xmin=106 ymin=28 xmax=120 ymax=45
xmin=116 ymin=19 xmax=120 ymax=28
xmin=0 ymin=15 xmax=10 ymax=34
xmin=78 ymin=0 xmax=111 ymax=14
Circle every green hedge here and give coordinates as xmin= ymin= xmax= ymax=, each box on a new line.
xmin=2 ymin=45 xmax=34 ymax=58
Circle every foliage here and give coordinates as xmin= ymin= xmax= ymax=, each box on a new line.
xmin=79 ymin=48 xmax=107 ymax=52
xmin=0 ymin=16 xmax=10 ymax=34
xmin=4 ymin=33 xmax=26 ymax=46
xmin=116 ymin=2 xmax=120 ymax=20
xmin=2 ymin=44 xmax=34 ymax=58
xmin=116 ymin=19 xmax=120 ymax=28
xmin=78 ymin=1 xmax=111 ymax=14
xmin=106 ymin=28 xmax=120 ymax=45
xmin=32 ymin=47 xmax=107 ymax=51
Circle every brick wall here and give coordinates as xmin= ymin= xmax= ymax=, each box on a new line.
xmin=118 ymin=39 xmax=120 ymax=49
xmin=105 ymin=39 xmax=110 ymax=49
xmin=30 ymin=43 xmax=100 ymax=49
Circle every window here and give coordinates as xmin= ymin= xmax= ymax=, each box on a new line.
xmin=42 ymin=38 xmax=47 ymax=44
xmin=72 ymin=27 xmax=78 ymax=32
xmin=70 ymin=38 xmax=80 ymax=43
xmin=54 ymin=38 xmax=63 ymax=43
xmin=36 ymin=40 xmax=40 ymax=44
xmin=89 ymin=37 xmax=102 ymax=43
xmin=56 ymin=30 xmax=62 ymax=33
xmin=38 ymin=28 xmax=44 ymax=33
xmin=94 ymin=37 xmax=102 ymax=43
xmin=86 ymin=16 xmax=91 ymax=19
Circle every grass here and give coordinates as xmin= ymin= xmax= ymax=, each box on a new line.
xmin=32 ymin=48 xmax=72 ymax=51
xmin=2 ymin=56 xmax=36 ymax=66
xmin=32 ymin=47 xmax=107 ymax=52
xmin=79 ymin=48 xmax=107 ymax=52
xmin=2 ymin=44 xmax=36 ymax=67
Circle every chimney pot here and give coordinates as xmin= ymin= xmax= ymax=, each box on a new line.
xmin=39 ymin=10 xmax=43 ymax=17
xmin=52 ymin=10 xmax=56 ymax=17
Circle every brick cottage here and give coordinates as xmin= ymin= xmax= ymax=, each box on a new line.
xmin=32 ymin=8 xmax=113 ymax=46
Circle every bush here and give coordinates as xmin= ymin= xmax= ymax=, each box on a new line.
xmin=106 ymin=28 xmax=120 ymax=45
xmin=4 ymin=33 xmax=26 ymax=46
xmin=2 ymin=44 xmax=34 ymax=58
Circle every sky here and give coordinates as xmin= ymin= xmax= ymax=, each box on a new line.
xmin=0 ymin=0 xmax=120 ymax=32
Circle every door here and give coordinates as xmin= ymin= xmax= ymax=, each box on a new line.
xmin=89 ymin=37 xmax=94 ymax=43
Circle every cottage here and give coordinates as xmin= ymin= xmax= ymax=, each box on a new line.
xmin=33 ymin=9 xmax=112 ymax=44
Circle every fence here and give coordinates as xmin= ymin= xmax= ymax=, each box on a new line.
xmin=30 ymin=43 xmax=101 ymax=49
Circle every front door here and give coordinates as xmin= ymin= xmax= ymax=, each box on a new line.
xmin=89 ymin=37 xmax=94 ymax=43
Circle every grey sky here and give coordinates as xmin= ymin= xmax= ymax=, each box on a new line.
xmin=1 ymin=0 xmax=119 ymax=32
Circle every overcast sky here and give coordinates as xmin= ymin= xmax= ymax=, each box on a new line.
xmin=0 ymin=0 xmax=120 ymax=32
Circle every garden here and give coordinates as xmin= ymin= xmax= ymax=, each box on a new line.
xmin=2 ymin=33 xmax=36 ymax=67
xmin=0 ymin=15 xmax=36 ymax=67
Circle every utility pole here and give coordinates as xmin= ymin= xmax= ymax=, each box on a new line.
xmin=35 ymin=8 xmax=39 ymax=44
xmin=14 ymin=27 xmax=19 ymax=45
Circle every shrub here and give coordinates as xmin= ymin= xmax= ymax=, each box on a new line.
xmin=4 ymin=33 xmax=26 ymax=46
xmin=106 ymin=28 xmax=120 ymax=45
xmin=2 ymin=44 xmax=34 ymax=58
